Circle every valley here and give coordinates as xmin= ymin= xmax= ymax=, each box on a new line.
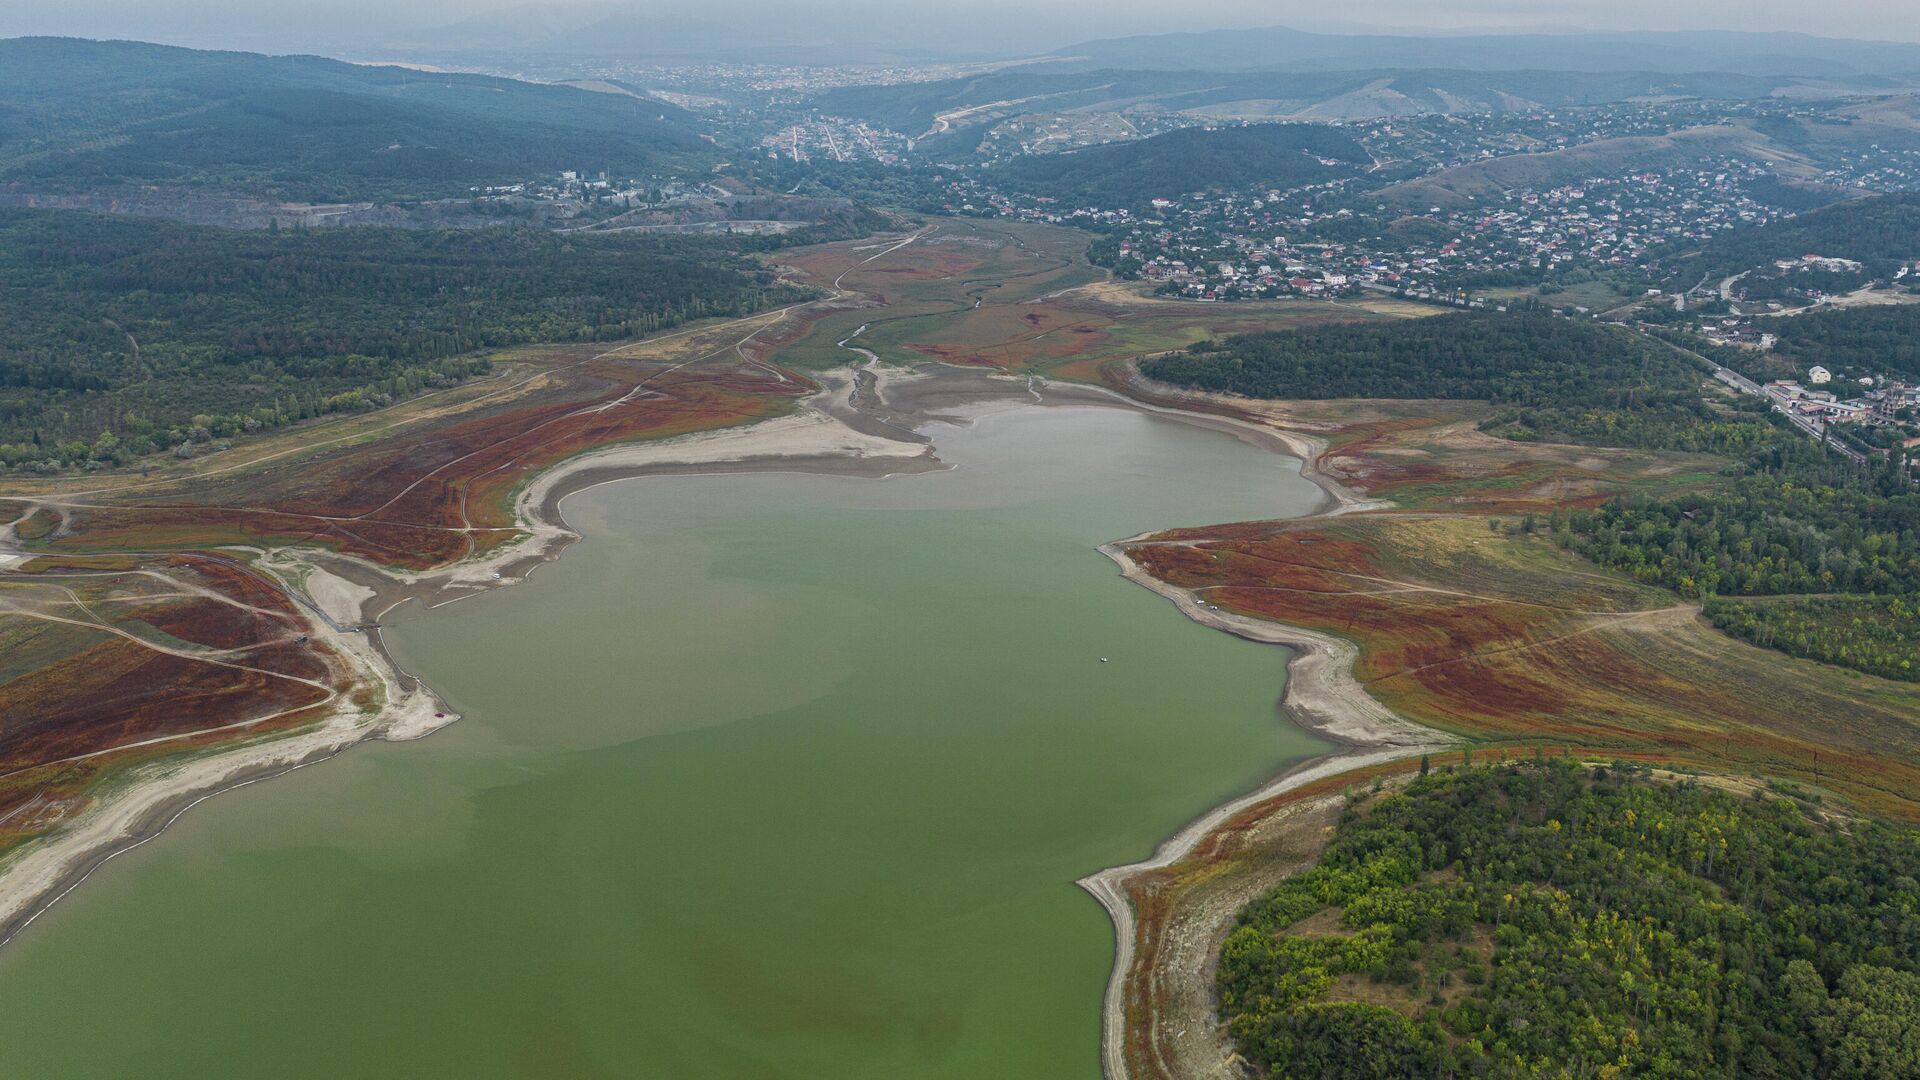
xmin=1 ymin=19 xmax=1918 ymax=1080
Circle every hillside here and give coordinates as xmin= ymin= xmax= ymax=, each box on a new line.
xmin=992 ymin=124 xmax=1368 ymax=205
xmin=1142 ymin=311 xmax=1744 ymax=450
xmin=1376 ymin=124 xmax=1791 ymax=208
xmin=1220 ymin=761 xmax=1920 ymax=1079
xmin=0 ymin=208 xmax=808 ymax=468
xmin=1661 ymin=191 xmax=1920 ymax=280
xmin=0 ymin=37 xmax=715 ymax=202
xmin=1376 ymin=105 xmax=1920 ymax=209
xmin=1769 ymin=304 xmax=1920 ymax=383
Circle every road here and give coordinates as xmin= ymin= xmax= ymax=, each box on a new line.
xmin=1351 ymin=288 xmax=1871 ymax=467
xmin=1642 ymin=331 xmax=1867 ymax=465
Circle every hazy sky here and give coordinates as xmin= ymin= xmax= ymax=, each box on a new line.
xmin=5 ymin=0 xmax=1919 ymax=56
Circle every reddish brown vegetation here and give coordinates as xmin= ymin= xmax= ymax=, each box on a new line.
xmin=0 ymin=306 xmax=823 ymax=836
xmin=1129 ymin=515 xmax=1920 ymax=820
xmin=0 ymin=551 xmax=345 ymax=840
xmin=47 ymin=357 xmax=797 ymax=569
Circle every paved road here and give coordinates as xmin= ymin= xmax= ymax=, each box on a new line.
xmin=1642 ymin=331 xmax=1868 ymax=465
xmin=1336 ymin=293 xmax=1872 ymax=467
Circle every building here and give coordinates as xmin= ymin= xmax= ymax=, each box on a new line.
xmin=1809 ymin=366 xmax=1832 ymax=385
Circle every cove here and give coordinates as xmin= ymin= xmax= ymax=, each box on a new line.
xmin=0 ymin=402 xmax=1327 ymax=1078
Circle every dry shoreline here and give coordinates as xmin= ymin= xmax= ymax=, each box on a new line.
xmin=0 ymin=361 xmax=1234 ymax=951
xmin=1075 ymin=378 xmax=1453 ymax=1080
xmin=1079 ymin=541 xmax=1453 ymax=1080
xmin=0 ymin=354 xmax=1444 ymax=1080
xmin=0 ymin=372 xmax=936 ymax=949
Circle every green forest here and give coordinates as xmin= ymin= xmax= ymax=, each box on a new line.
xmin=1144 ymin=309 xmax=1918 ymax=680
xmin=1141 ymin=312 xmax=1758 ymax=451
xmin=1704 ymin=594 xmax=1919 ymax=682
xmin=1660 ymin=191 xmax=1920 ymax=282
xmin=1769 ymin=304 xmax=1920 ymax=384
xmin=0 ymin=38 xmax=715 ymax=201
xmin=994 ymin=123 xmax=1369 ymax=207
xmin=0 ymin=209 xmax=813 ymax=470
xmin=1562 ymin=445 xmax=1919 ymax=597
xmin=1219 ymin=760 xmax=1920 ymax=1079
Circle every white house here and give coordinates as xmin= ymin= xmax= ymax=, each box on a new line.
xmin=1809 ymin=366 xmax=1832 ymax=385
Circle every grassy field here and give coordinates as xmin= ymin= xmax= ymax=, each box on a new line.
xmin=5 ymin=319 xmax=809 ymax=567
xmin=1478 ymin=279 xmax=1640 ymax=313
xmin=770 ymin=219 xmax=1428 ymax=382
xmin=0 ymin=553 xmax=349 ymax=844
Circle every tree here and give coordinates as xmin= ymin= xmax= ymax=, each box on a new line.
xmin=1818 ymin=966 xmax=1920 ymax=1080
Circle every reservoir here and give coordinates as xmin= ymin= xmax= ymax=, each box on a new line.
xmin=0 ymin=402 xmax=1327 ymax=1078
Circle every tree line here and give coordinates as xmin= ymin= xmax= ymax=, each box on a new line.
xmin=1769 ymin=304 xmax=1920 ymax=385
xmin=1142 ymin=310 xmax=1760 ymax=451
xmin=1560 ymin=442 xmax=1920 ymax=599
xmin=0 ymin=209 xmax=818 ymax=471
xmin=1704 ymin=594 xmax=1918 ymax=682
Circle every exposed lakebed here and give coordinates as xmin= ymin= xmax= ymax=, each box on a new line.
xmin=0 ymin=402 xmax=1326 ymax=1078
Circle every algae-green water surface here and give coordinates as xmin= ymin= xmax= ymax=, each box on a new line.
xmin=0 ymin=404 xmax=1328 ymax=1078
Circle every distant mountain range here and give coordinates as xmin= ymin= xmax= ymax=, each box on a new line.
xmin=395 ymin=18 xmax=1920 ymax=78
xmin=810 ymin=26 xmax=1920 ymax=138
xmin=391 ymin=5 xmax=996 ymax=67
xmin=1376 ymin=98 xmax=1920 ymax=208
xmin=813 ymin=67 xmax=1881 ymax=134
xmin=422 ymin=8 xmax=816 ymax=61
xmin=0 ymin=37 xmax=716 ymax=203
xmin=1041 ymin=27 xmax=1920 ymax=78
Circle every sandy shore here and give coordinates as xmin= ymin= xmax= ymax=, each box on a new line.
xmin=0 ymin=345 xmax=1443 ymax=1080
xmin=0 ymin=359 xmax=1169 ymax=949
xmin=1077 ymin=425 xmax=1451 ymax=1080
xmin=0 ymin=373 xmax=937 ymax=948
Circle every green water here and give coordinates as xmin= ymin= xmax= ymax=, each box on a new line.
xmin=0 ymin=405 xmax=1326 ymax=1078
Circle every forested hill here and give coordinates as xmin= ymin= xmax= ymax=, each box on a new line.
xmin=992 ymin=124 xmax=1368 ymax=207
xmin=1141 ymin=311 xmax=1741 ymax=450
xmin=1219 ymin=760 xmax=1920 ymax=1079
xmin=1661 ymin=191 xmax=1920 ymax=281
xmin=0 ymin=209 xmax=809 ymax=471
xmin=0 ymin=37 xmax=715 ymax=202
xmin=1768 ymin=303 xmax=1920 ymax=384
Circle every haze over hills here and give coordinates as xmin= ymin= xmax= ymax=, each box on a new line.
xmin=812 ymin=66 xmax=1903 ymax=135
xmin=0 ymin=37 xmax=715 ymax=204
xmin=2 ymin=7 xmax=1920 ymax=1080
xmin=1374 ymin=98 xmax=1920 ymax=207
xmin=1042 ymin=26 xmax=1920 ymax=77
xmin=405 ymin=8 xmax=916 ymax=65
xmin=799 ymin=25 xmax=1920 ymax=139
